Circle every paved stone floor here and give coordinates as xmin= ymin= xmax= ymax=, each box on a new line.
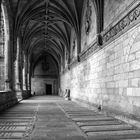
xmin=0 ymin=96 xmax=140 ymax=140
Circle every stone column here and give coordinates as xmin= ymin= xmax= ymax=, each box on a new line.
xmin=15 ymin=38 xmax=20 ymax=90
xmin=14 ymin=37 xmax=22 ymax=100
xmin=26 ymin=71 xmax=31 ymax=97
xmin=77 ymin=33 xmax=81 ymax=62
xmin=27 ymin=73 xmax=30 ymax=91
xmin=68 ymin=54 xmax=71 ymax=70
xmin=22 ymin=54 xmax=26 ymax=90
xmin=25 ymin=55 xmax=28 ymax=91
xmin=1 ymin=3 xmax=11 ymax=91
xmin=27 ymin=56 xmax=29 ymax=90
xmin=26 ymin=55 xmax=31 ymax=97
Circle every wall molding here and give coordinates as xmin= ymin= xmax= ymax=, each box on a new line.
xmin=101 ymin=1 xmax=140 ymax=44
xmin=79 ymin=40 xmax=101 ymax=62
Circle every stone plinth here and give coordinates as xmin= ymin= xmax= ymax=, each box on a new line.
xmin=0 ymin=91 xmax=18 ymax=111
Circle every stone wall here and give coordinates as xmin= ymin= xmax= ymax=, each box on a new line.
xmin=31 ymin=55 xmax=58 ymax=95
xmin=0 ymin=91 xmax=18 ymax=111
xmin=31 ymin=77 xmax=58 ymax=95
xmin=104 ymin=0 xmax=134 ymax=29
xmin=22 ymin=90 xmax=31 ymax=99
xmin=61 ymin=20 xmax=140 ymax=117
xmin=81 ymin=0 xmax=97 ymax=52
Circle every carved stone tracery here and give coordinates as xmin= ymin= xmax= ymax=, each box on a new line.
xmin=102 ymin=2 xmax=140 ymax=43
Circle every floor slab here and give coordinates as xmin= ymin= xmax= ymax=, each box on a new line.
xmin=0 ymin=96 xmax=140 ymax=140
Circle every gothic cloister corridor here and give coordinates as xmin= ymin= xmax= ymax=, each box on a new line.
xmin=0 ymin=96 xmax=140 ymax=140
xmin=1 ymin=0 xmax=140 ymax=139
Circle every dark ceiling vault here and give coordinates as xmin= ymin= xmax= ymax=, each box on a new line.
xmin=3 ymin=0 xmax=104 ymax=72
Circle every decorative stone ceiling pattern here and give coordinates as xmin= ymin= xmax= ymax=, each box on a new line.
xmin=8 ymin=0 xmax=83 ymax=63
xmin=7 ymin=0 xmax=103 ymax=69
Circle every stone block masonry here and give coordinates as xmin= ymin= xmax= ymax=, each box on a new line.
xmin=61 ymin=22 xmax=140 ymax=118
xmin=0 ymin=91 xmax=18 ymax=111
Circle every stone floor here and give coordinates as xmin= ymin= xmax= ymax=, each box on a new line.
xmin=0 ymin=96 xmax=140 ymax=140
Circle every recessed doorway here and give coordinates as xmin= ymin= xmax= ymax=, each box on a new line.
xmin=46 ymin=84 xmax=52 ymax=95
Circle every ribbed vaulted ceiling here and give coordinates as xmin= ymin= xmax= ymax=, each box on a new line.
xmin=7 ymin=0 xmax=103 ymax=70
xmin=9 ymin=0 xmax=84 ymax=65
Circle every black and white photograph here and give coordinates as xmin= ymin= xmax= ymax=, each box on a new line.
xmin=0 ymin=0 xmax=140 ymax=139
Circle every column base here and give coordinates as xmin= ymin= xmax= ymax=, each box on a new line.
xmin=5 ymin=82 xmax=11 ymax=92
xmin=5 ymin=89 xmax=12 ymax=92
xmin=22 ymin=90 xmax=31 ymax=99
xmin=16 ymin=90 xmax=23 ymax=101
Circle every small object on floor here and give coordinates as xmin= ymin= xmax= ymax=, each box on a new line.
xmin=98 ymin=105 xmax=102 ymax=111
